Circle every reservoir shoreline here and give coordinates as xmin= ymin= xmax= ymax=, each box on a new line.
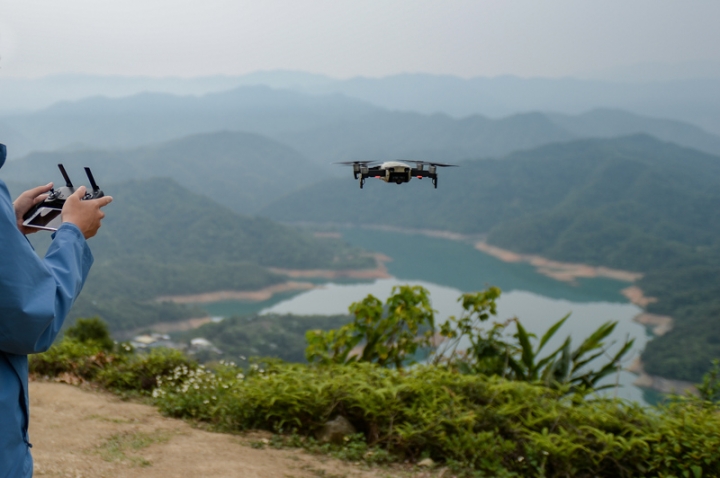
xmin=152 ymin=223 xmax=687 ymax=397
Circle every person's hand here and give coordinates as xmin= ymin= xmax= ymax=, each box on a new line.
xmin=61 ymin=186 xmax=113 ymax=239
xmin=13 ymin=182 xmax=54 ymax=235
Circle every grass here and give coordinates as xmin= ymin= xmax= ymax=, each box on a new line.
xmin=94 ymin=430 xmax=171 ymax=467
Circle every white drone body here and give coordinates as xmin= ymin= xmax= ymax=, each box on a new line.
xmin=336 ymin=160 xmax=457 ymax=189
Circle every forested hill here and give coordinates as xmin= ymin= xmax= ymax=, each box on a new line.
xmin=2 ymin=131 xmax=326 ymax=214
xmin=260 ymin=135 xmax=720 ymax=382
xmin=15 ymin=178 xmax=371 ymax=332
xmin=262 ymin=134 xmax=720 ymax=263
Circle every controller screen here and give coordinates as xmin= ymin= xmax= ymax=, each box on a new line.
xmin=24 ymin=207 xmax=63 ymax=231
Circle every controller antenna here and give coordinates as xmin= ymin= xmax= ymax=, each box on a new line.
xmin=57 ymin=164 xmax=73 ymax=188
xmin=84 ymin=167 xmax=100 ymax=193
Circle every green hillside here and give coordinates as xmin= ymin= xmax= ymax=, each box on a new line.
xmin=14 ymin=178 xmax=372 ymax=332
xmin=2 ymin=131 xmax=327 ymax=213
xmin=547 ymin=108 xmax=720 ymax=156
xmin=260 ymin=135 xmax=720 ymax=382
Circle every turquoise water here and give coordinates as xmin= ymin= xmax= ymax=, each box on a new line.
xmin=195 ymin=228 xmax=651 ymax=403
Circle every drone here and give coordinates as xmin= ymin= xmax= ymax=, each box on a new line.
xmin=336 ymin=160 xmax=458 ymax=189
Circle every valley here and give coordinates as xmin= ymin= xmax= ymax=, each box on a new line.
xmin=3 ymin=80 xmax=719 ymax=394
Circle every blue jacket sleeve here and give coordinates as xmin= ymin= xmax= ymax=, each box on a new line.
xmin=0 ymin=181 xmax=93 ymax=354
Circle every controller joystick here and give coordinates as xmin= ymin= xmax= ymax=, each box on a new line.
xmin=22 ymin=164 xmax=105 ymax=231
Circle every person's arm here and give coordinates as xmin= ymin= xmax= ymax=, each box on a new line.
xmin=0 ymin=183 xmax=93 ymax=354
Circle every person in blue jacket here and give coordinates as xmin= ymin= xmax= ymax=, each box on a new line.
xmin=0 ymin=143 xmax=113 ymax=477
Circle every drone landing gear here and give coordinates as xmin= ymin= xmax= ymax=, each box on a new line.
xmin=359 ymin=177 xmax=365 ymax=189
xmin=432 ymin=176 xmax=438 ymax=189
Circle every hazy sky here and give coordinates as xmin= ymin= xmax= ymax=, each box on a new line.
xmin=1 ymin=0 xmax=719 ymax=79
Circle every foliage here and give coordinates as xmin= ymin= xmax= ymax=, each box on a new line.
xmin=29 ymin=336 xmax=114 ymax=380
xmin=698 ymin=359 xmax=720 ymax=403
xmin=152 ymin=361 xmax=720 ymax=477
xmin=30 ymin=315 xmax=720 ymax=476
xmin=305 ymin=285 xmax=436 ymax=369
xmin=97 ymin=348 xmax=196 ymax=394
xmin=31 ymin=318 xmax=195 ymax=395
xmin=436 ymin=287 xmax=513 ymax=376
xmin=310 ymin=285 xmax=632 ymax=396
xmin=64 ymin=316 xmax=115 ymax=351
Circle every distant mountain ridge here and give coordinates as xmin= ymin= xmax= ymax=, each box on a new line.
xmin=545 ymin=109 xmax=720 ymax=156
xmin=3 ymin=85 xmax=720 ymax=164
xmin=3 ymin=71 xmax=720 ymax=135
xmin=1 ymin=130 xmax=326 ymax=214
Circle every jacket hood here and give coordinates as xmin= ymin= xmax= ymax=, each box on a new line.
xmin=0 ymin=144 xmax=6 ymax=169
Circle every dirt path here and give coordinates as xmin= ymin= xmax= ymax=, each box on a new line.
xmin=29 ymin=382 xmax=440 ymax=478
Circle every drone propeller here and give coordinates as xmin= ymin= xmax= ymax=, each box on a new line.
xmin=333 ymin=160 xmax=380 ymax=166
xmin=405 ymin=160 xmax=458 ymax=167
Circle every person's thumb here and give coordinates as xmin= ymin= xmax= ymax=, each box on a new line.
xmin=69 ymin=186 xmax=87 ymax=199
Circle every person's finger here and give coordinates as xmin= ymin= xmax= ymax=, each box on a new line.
xmin=32 ymin=194 xmax=50 ymax=205
xmin=94 ymin=196 xmax=113 ymax=207
xmin=26 ymin=182 xmax=53 ymax=197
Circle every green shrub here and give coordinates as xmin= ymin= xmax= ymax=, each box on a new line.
xmin=28 ymin=314 xmax=720 ymax=476
xmin=29 ymin=337 xmax=111 ymax=380
xmin=65 ymin=316 xmax=115 ymax=351
xmin=150 ymin=360 xmax=720 ymax=476
xmin=439 ymin=288 xmax=634 ymax=395
xmin=98 ymin=347 xmax=196 ymax=394
xmin=305 ymin=285 xmax=436 ymax=368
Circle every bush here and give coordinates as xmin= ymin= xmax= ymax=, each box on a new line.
xmin=29 ymin=315 xmax=720 ymax=476
xmin=98 ymin=348 xmax=196 ymax=393
xmin=29 ymin=337 xmax=112 ymax=380
xmin=151 ymin=360 xmax=720 ymax=477
xmin=65 ymin=316 xmax=115 ymax=351
xmin=31 ymin=317 xmax=194 ymax=395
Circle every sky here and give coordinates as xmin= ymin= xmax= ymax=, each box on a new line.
xmin=1 ymin=1 xmax=719 ymax=79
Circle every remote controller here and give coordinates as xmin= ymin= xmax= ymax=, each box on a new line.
xmin=22 ymin=164 xmax=105 ymax=231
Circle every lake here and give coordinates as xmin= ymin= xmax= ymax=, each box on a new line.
xmin=198 ymin=227 xmax=651 ymax=403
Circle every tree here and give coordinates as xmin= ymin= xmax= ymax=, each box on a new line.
xmin=305 ymin=285 xmax=436 ymax=369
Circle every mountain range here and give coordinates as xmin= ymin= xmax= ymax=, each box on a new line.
xmin=3 ymin=71 xmax=720 ymax=135
xmin=2 ymin=85 xmax=720 ymax=165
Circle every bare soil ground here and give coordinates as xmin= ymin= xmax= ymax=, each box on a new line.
xmin=29 ymin=382 xmax=443 ymax=478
